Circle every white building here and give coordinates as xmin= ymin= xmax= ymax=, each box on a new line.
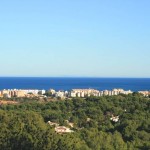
xmin=70 ymin=91 xmax=76 ymax=97
xmin=49 ymin=89 xmax=56 ymax=95
xmin=110 ymin=115 xmax=119 ymax=122
xmin=55 ymin=126 xmax=74 ymax=133
xmin=138 ymin=91 xmax=149 ymax=96
xmin=77 ymin=92 xmax=81 ymax=97
xmin=80 ymin=92 xmax=85 ymax=97
xmin=55 ymin=91 xmax=65 ymax=98
xmin=120 ymin=90 xmax=132 ymax=95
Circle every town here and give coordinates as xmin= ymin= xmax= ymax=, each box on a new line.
xmin=0 ymin=88 xmax=149 ymax=98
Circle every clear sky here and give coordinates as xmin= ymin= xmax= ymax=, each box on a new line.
xmin=0 ymin=0 xmax=150 ymax=77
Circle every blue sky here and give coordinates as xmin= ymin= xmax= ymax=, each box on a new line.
xmin=0 ymin=0 xmax=150 ymax=77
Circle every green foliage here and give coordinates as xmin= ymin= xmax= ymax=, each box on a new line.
xmin=0 ymin=94 xmax=149 ymax=149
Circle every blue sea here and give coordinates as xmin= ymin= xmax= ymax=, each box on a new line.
xmin=0 ymin=77 xmax=150 ymax=91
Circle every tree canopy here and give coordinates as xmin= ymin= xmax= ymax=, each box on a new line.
xmin=0 ymin=94 xmax=149 ymax=149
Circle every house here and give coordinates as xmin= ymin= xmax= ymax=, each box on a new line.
xmin=110 ymin=115 xmax=119 ymax=122
xmin=55 ymin=126 xmax=74 ymax=133
xmin=86 ymin=118 xmax=91 ymax=122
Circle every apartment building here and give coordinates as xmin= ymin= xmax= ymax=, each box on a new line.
xmin=70 ymin=88 xmax=133 ymax=98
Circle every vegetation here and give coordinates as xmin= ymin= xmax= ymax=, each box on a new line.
xmin=0 ymin=93 xmax=150 ymax=150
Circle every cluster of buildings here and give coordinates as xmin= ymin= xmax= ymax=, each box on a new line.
xmin=110 ymin=115 xmax=119 ymax=122
xmin=48 ymin=120 xmax=74 ymax=134
xmin=0 ymin=88 xmax=149 ymax=99
xmin=49 ymin=88 xmax=133 ymax=99
xmin=138 ymin=91 xmax=150 ymax=97
xmin=70 ymin=88 xmax=133 ymax=97
xmin=0 ymin=89 xmax=45 ymax=98
xmin=47 ymin=115 xmax=120 ymax=134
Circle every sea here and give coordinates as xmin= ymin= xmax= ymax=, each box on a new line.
xmin=0 ymin=77 xmax=150 ymax=92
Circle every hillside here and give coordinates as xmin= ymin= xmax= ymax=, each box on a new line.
xmin=0 ymin=93 xmax=149 ymax=150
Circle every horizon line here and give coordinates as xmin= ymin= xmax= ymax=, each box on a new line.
xmin=0 ymin=76 xmax=150 ymax=78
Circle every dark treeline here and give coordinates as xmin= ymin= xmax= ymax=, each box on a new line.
xmin=0 ymin=93 xmax=150 ymax=150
